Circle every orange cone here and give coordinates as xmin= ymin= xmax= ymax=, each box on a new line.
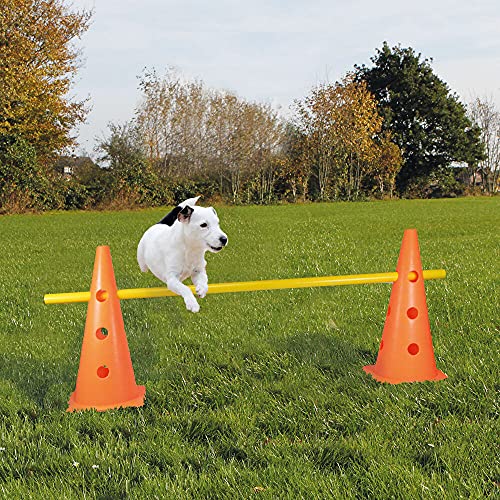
xmin=68 ymin=246 xmax=145 ymax=411
xmin=363 ymin=229 xmax=447 ymax=383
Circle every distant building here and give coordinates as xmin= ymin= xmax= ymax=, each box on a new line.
xmin=54 ymin=155 xmax=97 ymax=179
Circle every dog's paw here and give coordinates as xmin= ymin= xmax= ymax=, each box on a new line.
xmin=196 ymin=284 xmax=208 ymax=298
xmin=184 ymin=296 xmax=200 ymax=313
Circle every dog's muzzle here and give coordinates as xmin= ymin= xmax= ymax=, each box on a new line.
xmin=208 ymin=235 xmax=228 ymax=252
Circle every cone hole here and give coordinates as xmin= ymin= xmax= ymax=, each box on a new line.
xmin=97 ymin=365 xmax=109 ymax=378
xmin=408 ymin=343 xmax=419 ymax=355
xmin=387 ymin=306 xmax=391 ymax=317
xmin=409 ymin=270 xmax=419 ymax=282
xmin=96 ymin=289 xmax=108 ymax=302
xmin=407 ymin=307 xmax=419 ymax=319
xmin=96 ymin=327 xmax=108 ymax=340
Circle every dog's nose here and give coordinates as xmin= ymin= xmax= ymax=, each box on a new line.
xmin=219 ymin=235 xmax=228 ymax=246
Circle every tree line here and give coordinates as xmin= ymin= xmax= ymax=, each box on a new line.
xmin=1 ymin=1 xmax=498 ymax=213
xmin=94 ymin=70 xmax=404 ymax=207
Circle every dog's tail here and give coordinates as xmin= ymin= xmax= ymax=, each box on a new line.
xmin=137 ymin=237 xmax=149 ymax=273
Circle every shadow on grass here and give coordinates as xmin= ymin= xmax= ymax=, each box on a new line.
xmin=0 ymin=317 xmax=158 ymax=414
xmin=274 ymin=331 xmax=373 ymax=376
xmin=0 ymin=353 xmax=76 ymax=411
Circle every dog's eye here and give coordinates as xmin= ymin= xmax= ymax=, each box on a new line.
xmin=200 ymin=222 xmax=208 ymax=228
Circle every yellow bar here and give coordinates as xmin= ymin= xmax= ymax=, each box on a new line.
xmin=43 ymin=269 xmax=446 ymax=305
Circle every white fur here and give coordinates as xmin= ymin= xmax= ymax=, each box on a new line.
xmin=137 ymin=196 xmax=228 ymax=312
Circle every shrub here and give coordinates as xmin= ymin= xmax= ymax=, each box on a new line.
xmin=404 ymin=168 xmax=465 ymax=199
xmin=0 ymin=135 xmax=63 ymax=213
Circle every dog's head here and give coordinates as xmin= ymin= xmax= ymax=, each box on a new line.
xmin=160 ymin=196 xmax=228 ymax=253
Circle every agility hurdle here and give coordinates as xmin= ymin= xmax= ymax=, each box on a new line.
xmin=44 ymin=269 xmax=446 ymax=305
xmin=45 ymin=229 xmax=448 ymax=412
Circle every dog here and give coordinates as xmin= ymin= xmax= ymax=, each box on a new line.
xmin=137 ymin=196 xmax=228 ymax=312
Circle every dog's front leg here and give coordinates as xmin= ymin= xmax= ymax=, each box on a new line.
xmin=191 ymin=266 xmax=208 ymax=298
xmin=166 ymin=273 xmax=200 ymax=313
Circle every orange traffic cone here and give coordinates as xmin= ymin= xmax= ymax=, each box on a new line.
xmin=68 ymin=246 xmax=145 ymax=411
xmin=363 ymin=229 xmax=447 ymax=384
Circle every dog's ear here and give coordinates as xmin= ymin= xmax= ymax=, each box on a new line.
xmin=179 ymin=196 xmax=200 ymax=208
xmin=210 ymin=207 xmax=217 ymax=215
xmin=177 ymin=205 xmax=194 ymax=223
xmin=158 ymin=206 xmax=182 ymax=226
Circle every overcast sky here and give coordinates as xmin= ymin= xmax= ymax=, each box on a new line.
xmin=71 ymin=0 xmax=500 ymax=156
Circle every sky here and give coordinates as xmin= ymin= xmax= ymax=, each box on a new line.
xmin=70 ymin=0 xmax=500 ymax=156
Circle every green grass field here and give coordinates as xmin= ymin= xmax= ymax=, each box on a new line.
xmin=0 ymin=198 xmax=498 ymax=498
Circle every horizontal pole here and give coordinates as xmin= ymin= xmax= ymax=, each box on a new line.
xmin=44 ymin=269 xmax=446 ymax=305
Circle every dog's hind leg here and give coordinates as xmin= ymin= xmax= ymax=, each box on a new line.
xmin=166 ymin=273 xmax=200 ymax=313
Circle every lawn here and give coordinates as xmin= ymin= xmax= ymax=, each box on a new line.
xmin=0 ymin=197 xmax=498 ymax=498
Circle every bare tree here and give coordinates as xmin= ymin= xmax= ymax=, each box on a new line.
xmin=468 ymin=96 xmax=500 ymax=193
xmin=244 ymin=102 xmax=284 ymax=203
xmin=136 ymin=68 xmax=181 ymax=173
xmin=206 ymin=91 xmax=246 ymax=198
xmin=135 ymin=70 xmax=285 ymax=202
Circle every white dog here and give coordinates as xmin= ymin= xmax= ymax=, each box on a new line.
xmin=137 ymin=196 xmax=228 ymax=312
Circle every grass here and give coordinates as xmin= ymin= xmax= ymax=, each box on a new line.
xmin=0 ymin=197 xmax=498 ymax=498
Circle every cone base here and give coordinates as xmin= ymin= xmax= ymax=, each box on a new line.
xmin=67 ymin=385 xmax=146 ymax=412
xmin=363 ymin=365 xmax=447 ymax=384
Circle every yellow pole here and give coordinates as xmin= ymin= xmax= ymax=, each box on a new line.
xmin=44 ymin=269 xmax=446 ymax=305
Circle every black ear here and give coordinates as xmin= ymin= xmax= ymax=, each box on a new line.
xmin=158 ymin=206 xmax=182 ymax=226
xmin=177 ymin=205 xmax=194 ymax=223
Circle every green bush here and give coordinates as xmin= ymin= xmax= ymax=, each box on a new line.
xmin=108 ymin=163 xmax=173 ymax=209
xmin=59 ymin=180 xmax=91 ymax=210
xmin=170 ymin=178 xmax=219 ymax=205
xmin=404 ymin=168 xmax=465 ymax=199
xmin=0 ymin=135 xmax=63 ymax=212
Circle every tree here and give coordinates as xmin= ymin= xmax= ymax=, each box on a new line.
xmin=97 ymin=122 xmax=165 ymax=207
xmin=355 ymin=43 xmax=485 ymax=194
xmin=295 ymin=84 xmax=337 ymax=200
xmin=246 ymin=102 xmax=283 ymax=204
xmin=369 ymin=131 xmax=403 ymax=197
xmin=0 ymin=0 xmax=91 ymax=158
xmin=295 ymin=75 xmax=394 ymax=200
xmin=277 ymin=124 xmax=310 ymax=202
xmin=336 ymin=76 xmax=384 ymax=199
xmin=135 ymin=68 xmax=179 ymax=171
xmin=205 ymin=91 xmax=242 ymax=196
xmin=0 ymin=135 xmax=54 ymax=211
xmin=468 ymin=96 xmax=500 ymax=193
xmin=135 ymin=70 xmax=285 ymax=202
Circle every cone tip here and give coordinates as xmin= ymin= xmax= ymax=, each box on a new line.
xmin=403 ymin=228 xmax=418 ymax=236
